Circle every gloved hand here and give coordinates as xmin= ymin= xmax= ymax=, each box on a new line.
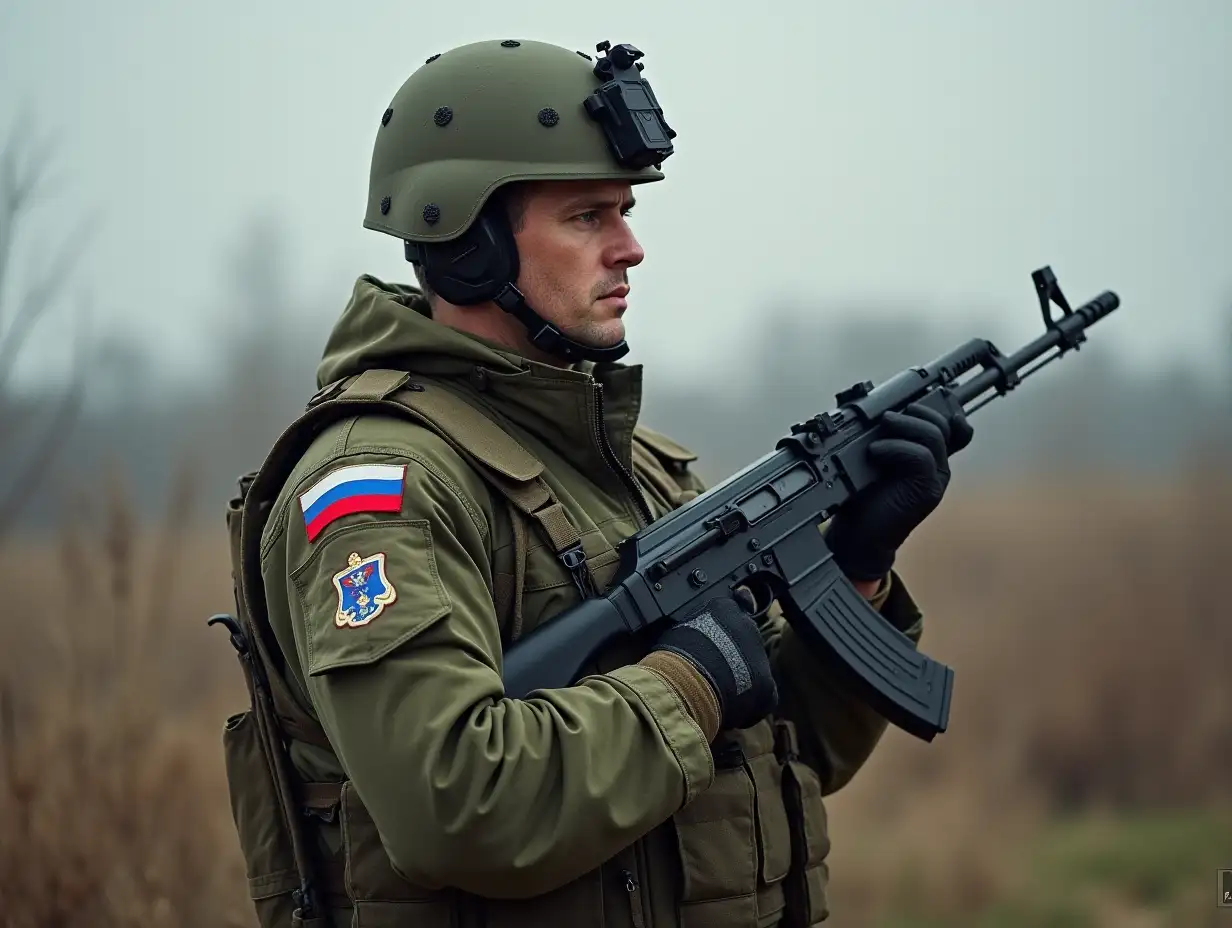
xmin=640 ymin=594 xmax=778 ymax=737
xmin=824 ymin=402 xmax=973 ymax=582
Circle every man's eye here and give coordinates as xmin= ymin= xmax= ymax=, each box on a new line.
xmin=574 ymin=207 xmax=633 ymax=223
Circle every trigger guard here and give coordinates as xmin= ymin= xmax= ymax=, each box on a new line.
xmin=734 ymin=577 xmax=776 ymax=620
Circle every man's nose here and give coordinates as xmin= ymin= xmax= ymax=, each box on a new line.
xmin=608 ymin=221 xmax=645 ymax=268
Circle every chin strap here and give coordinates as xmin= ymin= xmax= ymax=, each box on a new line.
xmin=492 ymin=283 xmax=629 ymax=364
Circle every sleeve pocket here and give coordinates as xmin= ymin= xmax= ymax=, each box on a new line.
xmin=291 ymin=519 xmax=452 ymax=676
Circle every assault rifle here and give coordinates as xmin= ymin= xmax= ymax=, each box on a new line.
xmin=502 ymin=266 xmax=1120 ymax=741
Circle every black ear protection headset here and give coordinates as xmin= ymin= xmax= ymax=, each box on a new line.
xmin=404 ymin=40 xmax=675 ymax=364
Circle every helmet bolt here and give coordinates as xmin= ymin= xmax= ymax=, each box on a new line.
xmin=433 ymin=106 xmax=453 ymax=127
xmin=380 ymin=196 xmax=391 ymax=215
xmin=537 ymin=107 xmax=559 ymax=127
xmin=425 ymin=53 xmax=440 ymax=63
xmin=422 ymin=203 xmax=441 ymax=224
xmin=381 ymin=108 xmax=393 ymax=127
xmin=500 ymin=40 xmax=520 ymax=48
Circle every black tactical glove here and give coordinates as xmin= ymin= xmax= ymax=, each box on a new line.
xmin=824 ymin=402 xmax=974 ymax=581
xmin=651 ymin=594 xmax=779 ymax=732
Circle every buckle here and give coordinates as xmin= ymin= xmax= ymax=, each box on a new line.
xmin=306 ymin=378 xmax=347 ymax=409
xmin=772 ymin=719 xmax=799 ymax=763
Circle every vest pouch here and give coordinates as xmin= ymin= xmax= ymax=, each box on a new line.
xmin=777 ymin=731 xmax=832 ymax=926
xmin=338 ymin=781 xmax=458 ymax=927
xmin=479 ymin=869 xmax=605 ymax=928
xmin=222 ymin=709 xmax=301 ymax=927
xmin=672 ymin=721 xmax=793 ymax=928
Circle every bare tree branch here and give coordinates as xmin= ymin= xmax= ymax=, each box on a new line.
xmin=0 ymin=295 xmax=92 ymax=538
xmin=0 ymin=114 xmax=96 ymax=539
xmin=0 ymin=116 xmax=60 ymax=331
xmin=0 ymin=207 xmax=100 ymax=395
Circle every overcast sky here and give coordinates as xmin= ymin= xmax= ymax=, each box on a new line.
xmin=2 ymin=0 xmax=1229 ymax=390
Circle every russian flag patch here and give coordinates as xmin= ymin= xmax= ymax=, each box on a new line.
xmin=299 ymin=463 xmax=406 ymax=541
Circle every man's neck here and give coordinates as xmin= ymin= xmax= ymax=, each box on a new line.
xmin=430 ymin=298 xmax=575 ymax=368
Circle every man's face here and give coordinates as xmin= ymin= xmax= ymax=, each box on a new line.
xmin=510 ymin=179 xmax=644 ymax=353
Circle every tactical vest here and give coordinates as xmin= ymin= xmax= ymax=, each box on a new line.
xmin=214 ymin=368 xmax=833 ymax=928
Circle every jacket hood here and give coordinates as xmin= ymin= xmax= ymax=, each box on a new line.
xmin=314 ymin=276 xmax=647 ymax=483
xmin=316 ymin=275 xmax=536 ymax=388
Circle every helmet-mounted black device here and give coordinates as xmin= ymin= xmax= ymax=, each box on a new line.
xmin=584 ymin=41 xmax=676 ymax=170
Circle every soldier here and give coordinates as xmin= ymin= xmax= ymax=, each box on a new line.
xmin=218 ymin=38 xmax=971 ymax=928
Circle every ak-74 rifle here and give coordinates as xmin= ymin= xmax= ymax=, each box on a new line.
xmin=502 ymin=266 xmax=1120 ymax=741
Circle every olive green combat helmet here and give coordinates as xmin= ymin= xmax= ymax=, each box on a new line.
xmin=364 ymin=38 xmax=676 ymax=362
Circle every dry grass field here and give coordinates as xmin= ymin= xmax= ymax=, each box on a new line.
xmin=2 ymin=465 xmax=1231 ymax=927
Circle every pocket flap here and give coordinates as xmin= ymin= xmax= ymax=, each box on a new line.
xmin=633 ymin=425 xmax=699 ymax=466
xmin=747 ymin=749 xmax=793 ymax=885
xmin=292 ymin=519 xmax=452 ymax=675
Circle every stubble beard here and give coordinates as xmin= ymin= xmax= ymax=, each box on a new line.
xmin=530 ymin=273 xmax=629 ymax=350
xmin=562 ymin=314 xmax=625 ymax=349
xmin=519 ymin=267 xmax=630 ymax=354
xmin=573 ymin=273 xmax=629 ymax=348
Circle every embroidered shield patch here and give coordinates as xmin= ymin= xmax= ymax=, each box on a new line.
xmin=332 ymin=551 xmax=397 ymax=628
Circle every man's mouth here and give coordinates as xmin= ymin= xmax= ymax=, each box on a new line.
xmin=599 ymin=285 xmax=629 ymax=300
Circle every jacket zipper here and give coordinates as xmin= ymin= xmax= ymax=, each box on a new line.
xmin=594 ymin=385 xmax=653 ymax=928
xmin=620 ymin=868 xmax=647 ymax=928
xmin=590 ymin=382 xmax=654 ymax=527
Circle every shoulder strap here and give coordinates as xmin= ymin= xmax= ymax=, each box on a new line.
xmin=319 ymin=370 xmax=582 ymax=541
xmin=338 ymin=371 xmax=597 ymax=600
